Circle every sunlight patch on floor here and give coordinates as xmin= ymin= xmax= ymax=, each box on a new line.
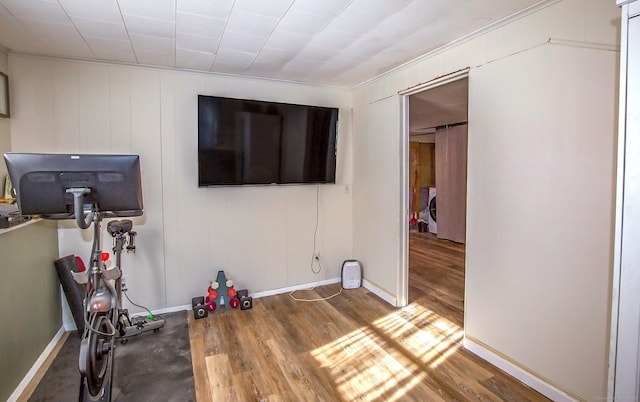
xmin=374 ymin=302 xmax=463 ymax=368
xmin=310 ymin=302 xmax=463 ymax=400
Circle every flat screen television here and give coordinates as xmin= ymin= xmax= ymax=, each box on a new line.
xmin=4 ymin=153 xmax=143 ymax=218
xmin=198 ymin=95 xmax=338 ymax=186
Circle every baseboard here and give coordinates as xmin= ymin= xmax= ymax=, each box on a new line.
xmin=251 ymin=277 xmax=342 ymax=299
xmin=463 ymin=337 xmax=577 ymax=402
xmin=8 ymin=326 xmax=66 ymax=402
xmin=362 ymin=279 xmax=396 ymax=306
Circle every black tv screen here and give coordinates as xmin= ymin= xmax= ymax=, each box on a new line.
xmin=198 ymin=95 xmax=338 ymax=186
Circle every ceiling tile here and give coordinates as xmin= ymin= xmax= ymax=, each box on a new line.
xmin=21 ymin=19 xmax=79 ymax=39
xmin=291 ymin=0 xmax=352 ymax=16
xmin=226 ymin=10 xmax=278 ymax=37
xmin=176 ymin=32 xmax=219 ymax=54
xmin=176 ymin=12 xmax=225 ymax=38
xmin=2 ymin=0 xmax=70 ymax=24
xmin=262 ymin=29 xmax=310 ymax=52
xmin=118 ymin=0 xmax=174 ymax=21
xmin=129 ymin=33 xmax=174 ymax=53
xmin=351 ymin=0 xmax=412 ymax=15
xmin=70 ymin=17 xmax=129 ymax=40
xmin=244 ymin=62 xmax=281 ymax=78
xmin=122 ymin=14 xmax=174 ymax=38
xmin=219 ymin=30 xmax=265 ymax=54
xmin=176 ymin=0 xmax=234 ymax=19
xmin=295 ymin=45 xmax=336 ymax=62
xmin=375 ymin=7 xmax=436 ymax=38
xmin=276 ymin=9 xmax=332 ymax=35
xmin=213 ymin=48 xmax=255 ymax=67
xmin=58 ymin=0 xmax=122 ymax=23
xmin=281 ymin=57 xmax=320 ymax=74
xmin=135 ymin=49 xmax=175 ymax=66
xmin=89 ymin=42 xmax=137 ymax=63
xmin=233 ymin=0 xmax=293 ymax=19
xmin=84 ymin=35 xmax=133 ymax=54
xmin=253 ymin=47 xmax=297 ymax=64
xmin=0 ymin=5 xmax=45 ymax=52
xmin=176 ymin=47 xmax=214 ymax=70
xmin=210 ymin=62 xmax=248 ymax=75
xmin=312 ymin=55 xmax=354 ymax=72
xmin=307 ymin=29 xmax=360 ymax=49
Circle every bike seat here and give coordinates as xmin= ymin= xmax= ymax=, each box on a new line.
xmin=107 ymin=219 xmax=133 ymax=236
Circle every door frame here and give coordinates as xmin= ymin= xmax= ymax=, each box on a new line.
xmin=397 ymin=68 xmax=469 ymax=307
xmin=609 ymin=1 xmax=640 ymax=399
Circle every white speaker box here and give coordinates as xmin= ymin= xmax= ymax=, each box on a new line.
xmin=341 ymin=260 xmax=362 ymax=289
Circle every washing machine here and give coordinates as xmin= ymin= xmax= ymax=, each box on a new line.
xmin=428 ymin=187 xmax=437 ymax=234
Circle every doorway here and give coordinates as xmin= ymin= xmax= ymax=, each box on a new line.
xmin=399 ymin=71 xmax=469 ymax=326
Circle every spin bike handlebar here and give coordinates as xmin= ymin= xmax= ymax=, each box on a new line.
xmin=67 ymin=187 xmax=94 ymax=229
xmin=65 ymin=187 xmax=143 ymax=230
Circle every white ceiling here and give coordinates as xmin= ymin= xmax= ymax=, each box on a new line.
xmin=0 ymin=0 xmax=544 ymax=88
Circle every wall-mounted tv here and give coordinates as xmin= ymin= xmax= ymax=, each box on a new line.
xmin=198 ymin=95 xmax=338 ymax=186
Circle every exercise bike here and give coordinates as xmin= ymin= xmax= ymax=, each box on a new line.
xmin=68 ymin=189 xmax=164 ymax=401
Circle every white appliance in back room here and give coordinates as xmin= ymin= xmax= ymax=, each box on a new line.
xmin=428 ymin=187 xmax=437 ymax=234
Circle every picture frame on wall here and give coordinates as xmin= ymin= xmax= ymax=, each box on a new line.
xmin=0 ymin=71 xmax=9 ymax=118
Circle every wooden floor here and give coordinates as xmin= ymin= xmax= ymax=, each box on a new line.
xmin=188 ymin=232 xmax=549 ymax=401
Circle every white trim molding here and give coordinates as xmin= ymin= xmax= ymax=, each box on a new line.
xmin=363 ymin=279 xmax=397 ymax=306
xmin=464 ymin=337 xmax=577 ymax=402
xmin=251 ymin=277 xmax=342 ymax=299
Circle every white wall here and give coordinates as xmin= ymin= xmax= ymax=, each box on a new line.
xmin=8 ymin=56 xmax=353 ymax=311
xmin=351 ymin=0 xmax=619 ymax=400
xmin=0 ymin=48 xmax=9 ymax=180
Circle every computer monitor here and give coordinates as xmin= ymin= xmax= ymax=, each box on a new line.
xmin=4 ymin=153 xmax=143 ymax=218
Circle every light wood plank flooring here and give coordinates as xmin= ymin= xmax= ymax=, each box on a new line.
xmin=188 ymin=233 xmax=549 ymax=401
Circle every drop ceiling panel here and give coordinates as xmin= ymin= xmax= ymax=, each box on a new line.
xmin=135 ymin=49 xmax=174 ymax=66
xmin=70 ymin=17 xmax=128 ymax=40
xmin=175 ymin=12 xmax=225 ymax=39
xmin=122 ymin=14 xmax=174 ymax=38
xmin=58 ymin=0 xmax=122 ymax=22
xmin=175 ymin=47 xmax=214 ymax=70
xmin=262 ymin=29 xmax=310 ymax=52
xmin=233 ymin=0 xmax=293 ymax=19
xmin=226 ymin=10 xmax=279 ymax=37
xmin=176 ymin=0 xmax=234 ymax=19
xmin=1 ymin=0 xmax=70 ymax=24
xmin=84 ymin=36 xmax=132 ymax=54
xmin=307 ymin=29 xmax=360 ymax=49
xmin=291 ymin=0 xmax=351 ymax=16
xmin=219 ymin=30 xmax=265 ymax=54
xmin=254 ymin=47 xmax=296 ymax=64
xmin=176 ymin=33 xmax=218 ymax=54
xmin=276 ymin=9 xmax=333 ymax=35
xmin=129 ymin=34 xmax=174 ymax=54
xmin=213 ymin=48 xmax=255 ymax=67
xmin=118 ymin=0 xmax=174 ymax=21
xmin=295 ymin=45 xmax=335 ymax=62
